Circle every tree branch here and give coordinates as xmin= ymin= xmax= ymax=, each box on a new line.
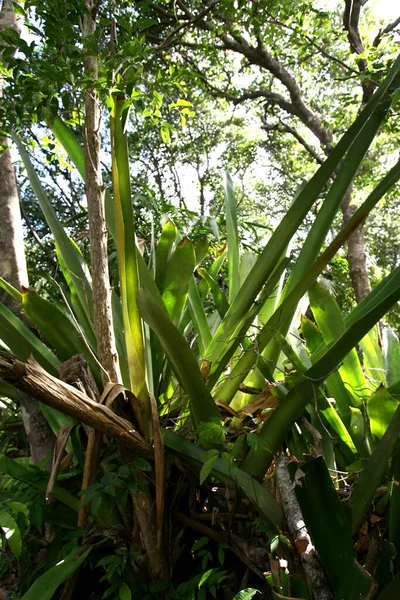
xmin=373 ymin=15 xmax=400 ymax=47
xmin=0 ymin=353 xmax=153 ymax=459
xmin=155 ymin=0 xmax=219 ymax=50
xmin=220 ymin=35 xmax=332 ymax=147
xmin=263 ymin=121 xmax=324 ymax=164
xmin=231 ymin=89 xmax=295 ymax=112
xmin=343 ymin=0 xmax=364 ymax=55
xmin=264 ymin=12 xmax=360 ymax=78
xmin=342 ymin=0 xmax=375 ymax=102
xmin=167 ymin=2 xmax=333 ymax=149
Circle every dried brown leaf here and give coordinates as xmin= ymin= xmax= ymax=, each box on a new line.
xmin=46 ymin=424 xmax=75 ymax=505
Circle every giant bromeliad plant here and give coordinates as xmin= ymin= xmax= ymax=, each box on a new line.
xmin=0 ymin=55 xmax=400 ymax=599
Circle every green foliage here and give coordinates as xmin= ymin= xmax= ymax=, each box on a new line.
xmin=1 ymin=1 xmax=400 ymax=597
xmin=4 ymin=64 xmax=400 ymax=593
xmin=21 ymin=546 xmax=92 ymax=600
xmin=0 ymin=506 xmax=23 ymax=557
xmin=79 ymin=457 xmax=152 ymax=515
xmin=96 ymin=547 xmax=140 ymax=600
xmin=199 ymin=449 xmax=219 ymax=485
xmin=232 ymin=591 xmax=260 ymax=600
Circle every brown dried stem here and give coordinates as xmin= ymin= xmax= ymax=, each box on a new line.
xmin=0 ymin=353 xmax=152 ymax=459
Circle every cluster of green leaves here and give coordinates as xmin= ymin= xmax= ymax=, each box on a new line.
xmin=96 ymin=548 xmax=141 ymax=600
xmin=0 ymin=500 xmax=29 ymax=558
xmin=79 ymin=457 xmax=151 ymax=515
xmin=0 ymin=453 xmax=89 ymax=597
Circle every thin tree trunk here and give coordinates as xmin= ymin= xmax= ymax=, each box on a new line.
xmin=80 ymin=2 xmax=167 ymax=581
xmin=81 ymin=0 xmax=121 ymax=384
xmin=78 ymin=0 xmax=124 ymax=580
xmin=275 ymin=454 xmax=333 ymax=600
xmin=341 ymin=190 xmax=371 ymax=302
xmin=0 ymin=145 xmax=27 ymax=314
xmin=0 ymin=0 xmax=55 ymax=469
xmin=0 ymin=0 xmax=27 ymax=314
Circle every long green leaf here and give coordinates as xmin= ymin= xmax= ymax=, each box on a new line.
xmin=208 ymin=256 xmax=291 ymax=393
xmin=310 ymin=265 xmax=400 ymax=369
xmin=291 ymin=457 xmax=372 ymax=596
xmin=378 ymin=573 xmax=400 ymax=600
xmin=194 ymin=236 xmax=209 ymax=266
xmin=344 ymin=265 xmax=400 ymax=330
xmin=49 ymin=116 xmax=85 ymax=177
xmin=188 ymin=277 xmax=212 ymax=356
xmin=0 ymin=302 xmax=59 ymax=374
xmin=308 ymin=268 xmax=400 ymax=380
xmin=383 ymin=327 xmax=400 ymax=387
xmin=137 ymin=250 xmax=166 ymax=309
xmin=162 ymin=238 xmax=196 ymax=326
xmin=177 ymin=243 xmax=211 ymax=345
xmin=178 ymin=252 xmax=226 ymax=354
xmin=0 ymin=304 xmax=73 ymax=432
xmin=197 ymin=268 xmax=229 ymax=319
xmin=0 ymin=509 xmax=21 ymax=557
xmin=349 ymin=400 xmax=400 ymax=534
xmin=335 ymin=565 xmax=375 ymax=600
xmin=21 ymin=288 xmax=101 ymax=387
xmin=155 ymin=219 xmax=178 ymax=293
xmin=21 ymin=546 xmax=91 ymax=600
xmin=137 ymin=288 xmax=221 ymax=426
xmin=111 ymin=291 xmax=130 ymax=388
xmin=54 ymin=243 xmax=97 ymax=352
xmin=49 ymin=115 xmax=117 ymax=240
xmin=309 ymin=282 xmax=370 ymax=408
xmin=142 ymin=226 xmax=177 ymax=393
xmin=110 ymin=95 xmax=149 ymax=425
xmin=318 ymin=395 xmax=357 ymax=454
xmin=0 ymin=277 xmax=21 ymax=302
xmin=367 ymin=385 xmax=399 ymax=439
xmin=224 ymin=171 xmax=240 ymax=303
xmin=51 ymin=115 xmax=152 ymax=387
xmin=301 ymin=314 xmax=353 ymax=423
xmin=215 ymin=154 xmax=400 ymax=403
xmin=13 ymin=134 xmax=93 ymax=323
xmin=359 ymin=327 xmax=386 ymax=386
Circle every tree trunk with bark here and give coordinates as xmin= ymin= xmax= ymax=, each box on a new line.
xmin=0 ymin=144 xmax=27 ymax=314
xmin=80 ymin=2 xmax=168 ymax=582
xmin=81 ymin=0 xmax=121 ymax=384
xmin=0 ymin=0 xmax=27 ymax=315
xmin=0 ymin=0 xmax=55 ymax=469
xmin=341 ymin=190 xmax=371 ymax=302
